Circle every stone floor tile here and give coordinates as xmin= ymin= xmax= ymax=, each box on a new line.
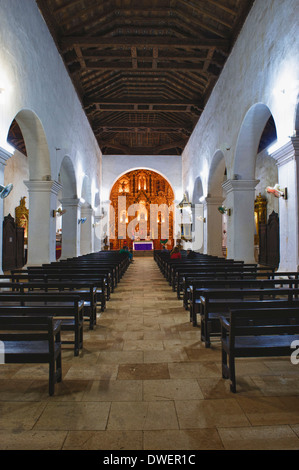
xmin=107 ymin=401 xmax=179 ymax=430
xmin=143 ymin=378 xmax=204 ymax=401
xmin=175 ymin=399 xmax=250 ymax=428
xmin=218 ymin=425 xmax=299 ymax=450
xmin=118 ymin=363 xmax=170 ymax=380
xmin=82 ymin=379 xmax=142 ymax=401
xmin=63 ymin=430 xmax=143 ymax=450
xmin=34 ymin=402 xmax=111 ymax=430
xmin=0 ymin=430 xmax=68 ymax=450
xmin=144 ymin=428 xmax=224 ymax=450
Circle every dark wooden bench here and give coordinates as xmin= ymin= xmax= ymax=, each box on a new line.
xmin=197 ymin=287 xmax=299 ymax=347
xmin=0 ymin=293 xmax=84 ymax=356
xmin=14 ymin=267 xmax=110 ymax=299
xmin=11 ymin=270 xmax=108 ymax=305
xmin=220 ymin=307 xmax=299 ymax=393
xmin=0 ymin=315 xmax=62 ymax=395
xmin=189 ymin=278 xmax=299 ymax=322
xmin=0 ymin=281 xmax=98 ymax=329
xmin=182 ymin=269 xmax=275 ymax=307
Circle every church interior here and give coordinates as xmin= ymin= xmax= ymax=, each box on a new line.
xmin=0 ymin=0 xmax=299 ymax=452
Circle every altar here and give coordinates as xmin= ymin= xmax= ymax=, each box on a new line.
xmin=133 ymin=240 xmax=154 ymax=251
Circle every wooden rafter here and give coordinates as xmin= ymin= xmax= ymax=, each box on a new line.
xmin=35 ymin=0 xmax=255 ymax=156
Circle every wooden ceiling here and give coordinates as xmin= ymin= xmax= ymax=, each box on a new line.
xmin=35 ymin=0 xmax=255 ymax=155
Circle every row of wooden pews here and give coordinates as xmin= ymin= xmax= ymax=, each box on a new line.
xmin=155 ymin=250 xmax=299 ymax=393
xmin=0 ymin=251 xmax=130 ymax=395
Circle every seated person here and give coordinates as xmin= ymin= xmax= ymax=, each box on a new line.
xmin=170 ymin=246 xmax=182 ymax=259
xmin=119 ymin=245 xmax=133 ymax=262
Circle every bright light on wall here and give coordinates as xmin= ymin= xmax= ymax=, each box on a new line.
xmin=271 ymin=62 xmax=299 ymax=146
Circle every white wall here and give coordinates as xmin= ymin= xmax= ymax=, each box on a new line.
xmin=182 ymin=0 xmax=299 ymax=192
xmin=0 ymin=0 xmax=101 ymax=197
xmin=101 ymin=154 xmax=182 ymax=203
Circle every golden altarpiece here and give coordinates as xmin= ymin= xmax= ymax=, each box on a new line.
xmin=109 ymin=170 xmax=174 ymax=251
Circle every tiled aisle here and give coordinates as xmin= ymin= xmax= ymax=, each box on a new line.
xmin=0 ymin=257 xmax=299 ymax=450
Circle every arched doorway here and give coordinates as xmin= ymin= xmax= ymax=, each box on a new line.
xmin=206 ymin=150 xmax=226 ymax=257
xmin=4 ymin=109 xmax=57 ymax=267
xmin=58 ymin=155 xmax=78 ymax=260
xmin=109 ymin=169 xmax=175 ymax=251
xmin=226 ymin=103 xmax=278 ymax=263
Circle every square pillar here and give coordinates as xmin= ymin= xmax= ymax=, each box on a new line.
xmin=59 ymin=198 xmax=81 ymax=259
xmin=222 ymin=179 xmax=259 ymax=263
xmin=24 ymin=180 xmax=62 ymax=266
xmin=204 ymin=197 xmax=224 ymax=257
xmin=271 ymin=138 xmax=299 ymax=271
xmin=80 ymin=204 xmax=94 ymax=255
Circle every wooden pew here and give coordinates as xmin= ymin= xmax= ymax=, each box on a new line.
xmin=220 ymin=307 xmax=299 ymax=393
xmin=189 ymin=278 xmax=299 ymax=322
xmin=180 ymin=267 xmax=274 ymax=304
xmin=11 ymin=270 xmax=108 ymax=305
xmin=0 ymin=315 xmax=62 ymax=395
xmin=197 ymin=287 xmax=299 ymax=347
xmin=0 ymin=281 xmax=98 ymax=329
xmin=0 ymin=293 xmax=84 ymax=356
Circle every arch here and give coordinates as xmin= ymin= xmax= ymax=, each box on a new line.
xmin=81 ymin=175 xmax=92 ymax=206
xmin=192 ymin=176 xmax=204 ymax=204
xmin=109 ymin=168 xmax=175 ymax=250
xmin=8 ymin=109 xmax=51 ymax=180
xmin=208 ymin=150 xmax=226 ymax=197
xmin=234 ymin=103 xmax=273 ymax=180
xmin=58 ymin=155 xmax=77 ymax=199
xmin=109 ymin=166 xmax=176 ymax=199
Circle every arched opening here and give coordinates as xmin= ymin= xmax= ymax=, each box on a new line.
xmin=230 ymin=103 xmax=279 ymax=264
xmin=206 ymin=150 xmax=226 ymax=257
xmin=80 ymin=175 xmax=93 ymax=255
xmin=57 ymin=155 xmax=78 ymax=260
xmin=192 ymin=176 xmax=204 ymax=252
xmin=109 ymin=169 xmax=175 ymax=251
xmin=3 ymin=109 xmax=53 ymax=268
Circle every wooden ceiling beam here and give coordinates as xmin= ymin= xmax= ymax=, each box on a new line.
xmin=205 ymin=0 xmax=238 ymax=16
xmin=60 ymin=36 xmax=230 ymax=51
xmin=84 ymin=97 xmax=202 ymax=107
xmin=81 ymin=61 xmax=218 ymax=73
xmin=176 ymin=0 xmax=233 ymax=28
xmin=95 ymin=126 xmax=192 ymax=133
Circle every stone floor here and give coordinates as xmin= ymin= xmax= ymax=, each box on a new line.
xmin=0 ymin=257 xmax=299 ymax=450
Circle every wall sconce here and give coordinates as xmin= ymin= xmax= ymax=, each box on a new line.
xmin=218 ymin=206 xmax=231 ymax=216
xmin=196 ymin=216 xmax=206 ymax=223
xmin=0 ymin=183 xmax=13 ymax=199
xmin=78 ymin=217 xmax=87 ymax=224
xmin=52 ymin=207 xmax=66 ymax=217
xmin=266 ymin=184 xmax=288 ymax=199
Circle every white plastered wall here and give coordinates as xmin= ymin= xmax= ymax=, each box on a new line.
xmin=182 ymin=0 xmax=299 ymax=264
xmin=0 ymin=0 xmax=102 ymax=265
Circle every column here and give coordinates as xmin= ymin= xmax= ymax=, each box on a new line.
xmin=222 ymin=179 xmax=259 ymax=263
xmin=203 ymin=197 xmax=224 ymax=257
xmin=80 ymin=204 xmax=94 ymax=255
xmin=0 ymin=147 xmax=13 ymax=273
xmin=59 ymin=197 xmax=81 ymax=259
xmin=271 ymin=137 xmax=299 ymax=271
xmin=192 ymin=203 xmax=204 ymax=252
xmin=93 ymin=214 xmax=104 ymax=252
xmin=24 ymin=180 xmax=62 ymax=266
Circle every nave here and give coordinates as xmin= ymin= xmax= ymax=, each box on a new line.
xmin=0 ymin=257 xmax=299 ymax=450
